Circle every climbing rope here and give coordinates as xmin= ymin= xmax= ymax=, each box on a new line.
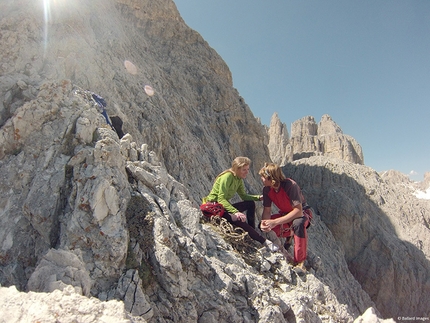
xmin=209 ymin=216 xmax=248 ymax=242
xmin=202 ymin=214 xmax=280 ymax=270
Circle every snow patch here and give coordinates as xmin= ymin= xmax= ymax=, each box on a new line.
xmin=413 ymin=187 xmax=430 ymax=200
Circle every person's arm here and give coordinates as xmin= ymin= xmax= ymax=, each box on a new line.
xmin=260 ymin=207 xmax=272 ymax=231
xmin=261 ymin=204 xmax=303 ymax=231
xmin=261 ymin=206 xmax=272 ymax=220
xmin=260 ymin=187 xmax=273 ymax=228
xmin=236 ymin=179 xmax=260 ymax=201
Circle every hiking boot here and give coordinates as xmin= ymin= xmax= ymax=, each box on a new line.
xmin=264 ymin=240 xmax=279 ymax=252
xmin=293 ymin=261 xmax=307 ymax=276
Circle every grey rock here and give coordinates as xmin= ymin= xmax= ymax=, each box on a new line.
xmin=354 ymin=307 xmax=396 ymax=323
xmin=0 ymin=0 xmax=428 ymax=322
xmin=267 ymin=112 xmax=291 ymax=166
xmin=283 ymin=157 xmax=430 ymax=317
xmin=116 ymin=269 xmax=154 ymax=320
xmin=0 ymin=285 xmax=143 ymax=323
xmin=27 ymin=249 xmax=92 ymax=296
xmin=268 ymin=114 xmax=364 ymax=165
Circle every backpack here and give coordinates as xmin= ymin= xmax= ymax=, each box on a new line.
xmin=91 ymin=93 xmax=107 ymax=108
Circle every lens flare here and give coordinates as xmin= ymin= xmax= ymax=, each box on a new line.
xmin=41 ymin=0 xmax=82 ymax=57
xmin=124 ymin=60 xmax=138 ymax=75
xmin=43 ymin=0 xmax=52 ymax=56
xmin=144 ymin=85 xmax=155 ymax=96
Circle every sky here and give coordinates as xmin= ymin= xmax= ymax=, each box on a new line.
xmin=173 ymin=0 xmax=430 ymax=182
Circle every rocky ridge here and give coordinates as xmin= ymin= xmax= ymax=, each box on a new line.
xmin=283 ymin=158 xmax=430 ymax=318
xmin=0 ymin=0 xmax=268 ymax=203
xmin=0 ymin=81 xmax=392 ymax=322
xmin=0 ymin=0 xmax=429 ymax=321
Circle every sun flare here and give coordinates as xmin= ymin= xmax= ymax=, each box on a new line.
xmin=42 ymin=0 xmax=80 ymax=55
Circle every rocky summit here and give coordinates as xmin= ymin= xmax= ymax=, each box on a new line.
xmin=0 ymin=0 xmax=429 ymax=322
xmin=268 ymin=113 xmax=364 ymax=166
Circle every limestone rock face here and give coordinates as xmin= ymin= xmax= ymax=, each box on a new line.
xmin=290 ymin=116 xmax=320 ymax=160
xmin=419 ymin=171 xmax=430 ymax=190
xmin=268 ymin=114 xmax=364 ymax=165
xmin=317 ymin=115 xmax=364 ymax=164
xmin=353 ymin=307 xmax=396 ymax=323
xmin=267 ymin=112 xmax=291 ymax=165
xmin=0 ymin=0 xmax=429 ymax=321
xmin=0 ymin=81 xmax=392 ymax=322
xmin=283 ymin=157 xmax=430 ymax=318
xmin=0 ymin=80 xmax=381 ymax=322
xmin=0 ymin=285 xmax=141 ymax=323
xmin=0 ymin=0 xmax=268 ymax=204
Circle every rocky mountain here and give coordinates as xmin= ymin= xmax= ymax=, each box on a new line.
xmin=0 ymin=0 xmax=268 ymax=202
xmin=268 ymin=113 xmax=364 ymax=166
xmin=267 ymin=112 xmax=292 ymax=166
xmin=283 ymin=158 xmax=430 ymax=318
xmin=0 ymin=0 xmax=429 ymax=322
xmin=0 ymin=88 xmax=395 ymax=322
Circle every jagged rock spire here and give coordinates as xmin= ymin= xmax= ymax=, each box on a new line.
xmin=267 ymin=112 xmax=292 ymax=165
xmin=267 ymin=113 xmax=364 ymax=165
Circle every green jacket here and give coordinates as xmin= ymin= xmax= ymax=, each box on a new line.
xmin=205 ymin=171 xmax=260 ymax=214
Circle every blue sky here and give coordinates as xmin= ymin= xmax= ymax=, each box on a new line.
xmin=174 ymin=0 xmax=430 ymax=182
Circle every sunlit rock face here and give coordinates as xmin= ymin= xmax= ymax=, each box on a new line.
xmin=267 ymin=112 xmax=292 ymax=166
xmin=0 ymin=0 xmax=269 ymax=202
xmin=268 ymin=113 xmax=364 ymax=165
xmin=0 ymin=0 xmax=429 ymax=321
xmin=0 ymin=80 xmax=383 ymax=321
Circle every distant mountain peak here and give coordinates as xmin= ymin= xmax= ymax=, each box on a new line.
xmin=267 ymin=113 xmax=364 ymax=165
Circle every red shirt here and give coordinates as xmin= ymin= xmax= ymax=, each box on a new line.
xmin=263 ymin=178 xmax=304 ymax=214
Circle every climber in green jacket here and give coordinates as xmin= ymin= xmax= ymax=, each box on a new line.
xmin=204 ymin=156 xmax=278 ymax=252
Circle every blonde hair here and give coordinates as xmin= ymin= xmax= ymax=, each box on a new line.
xmin=217 ymin=156 xmax=251 ymax=178
xmin=258 ymin=162 xmax=285 ymax=187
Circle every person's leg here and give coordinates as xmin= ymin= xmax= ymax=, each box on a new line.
xmin=268 ymin=214 xmax=292 ymax=242
xmin=223 ymin=212 xmax=265 ymax=244
xmin=265 ymin=216 xmax=294 ymax=262
xmin=284 ymin=235 xmax=293 ymax=251
xmin=232 ymin=201 xmax=256 ymax=228
xmin=291 ymin=216 xmax=309 ymax=263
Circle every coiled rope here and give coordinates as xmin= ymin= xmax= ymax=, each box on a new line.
xmin=209 ymin=216 xmax=248 ymax=242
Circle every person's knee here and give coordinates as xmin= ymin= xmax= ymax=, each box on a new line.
xmin=247 ymin=200 xmax=256 ymax=210
xmin=292 ymin=217 xmax=306 ymax=235
xmin=293 ymin=217 xmax=305 ymax=227
xmin=244 ymin=201 xmax=256 ymax=217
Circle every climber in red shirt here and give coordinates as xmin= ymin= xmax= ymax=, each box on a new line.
xmin=259 ymin=163 xmax=311 ymax=275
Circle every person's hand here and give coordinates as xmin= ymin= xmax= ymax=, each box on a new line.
xmin=260 ymin=219 xmax=273 ymax=232
xmin=233 ymin=212 xmax=246 ymax=222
